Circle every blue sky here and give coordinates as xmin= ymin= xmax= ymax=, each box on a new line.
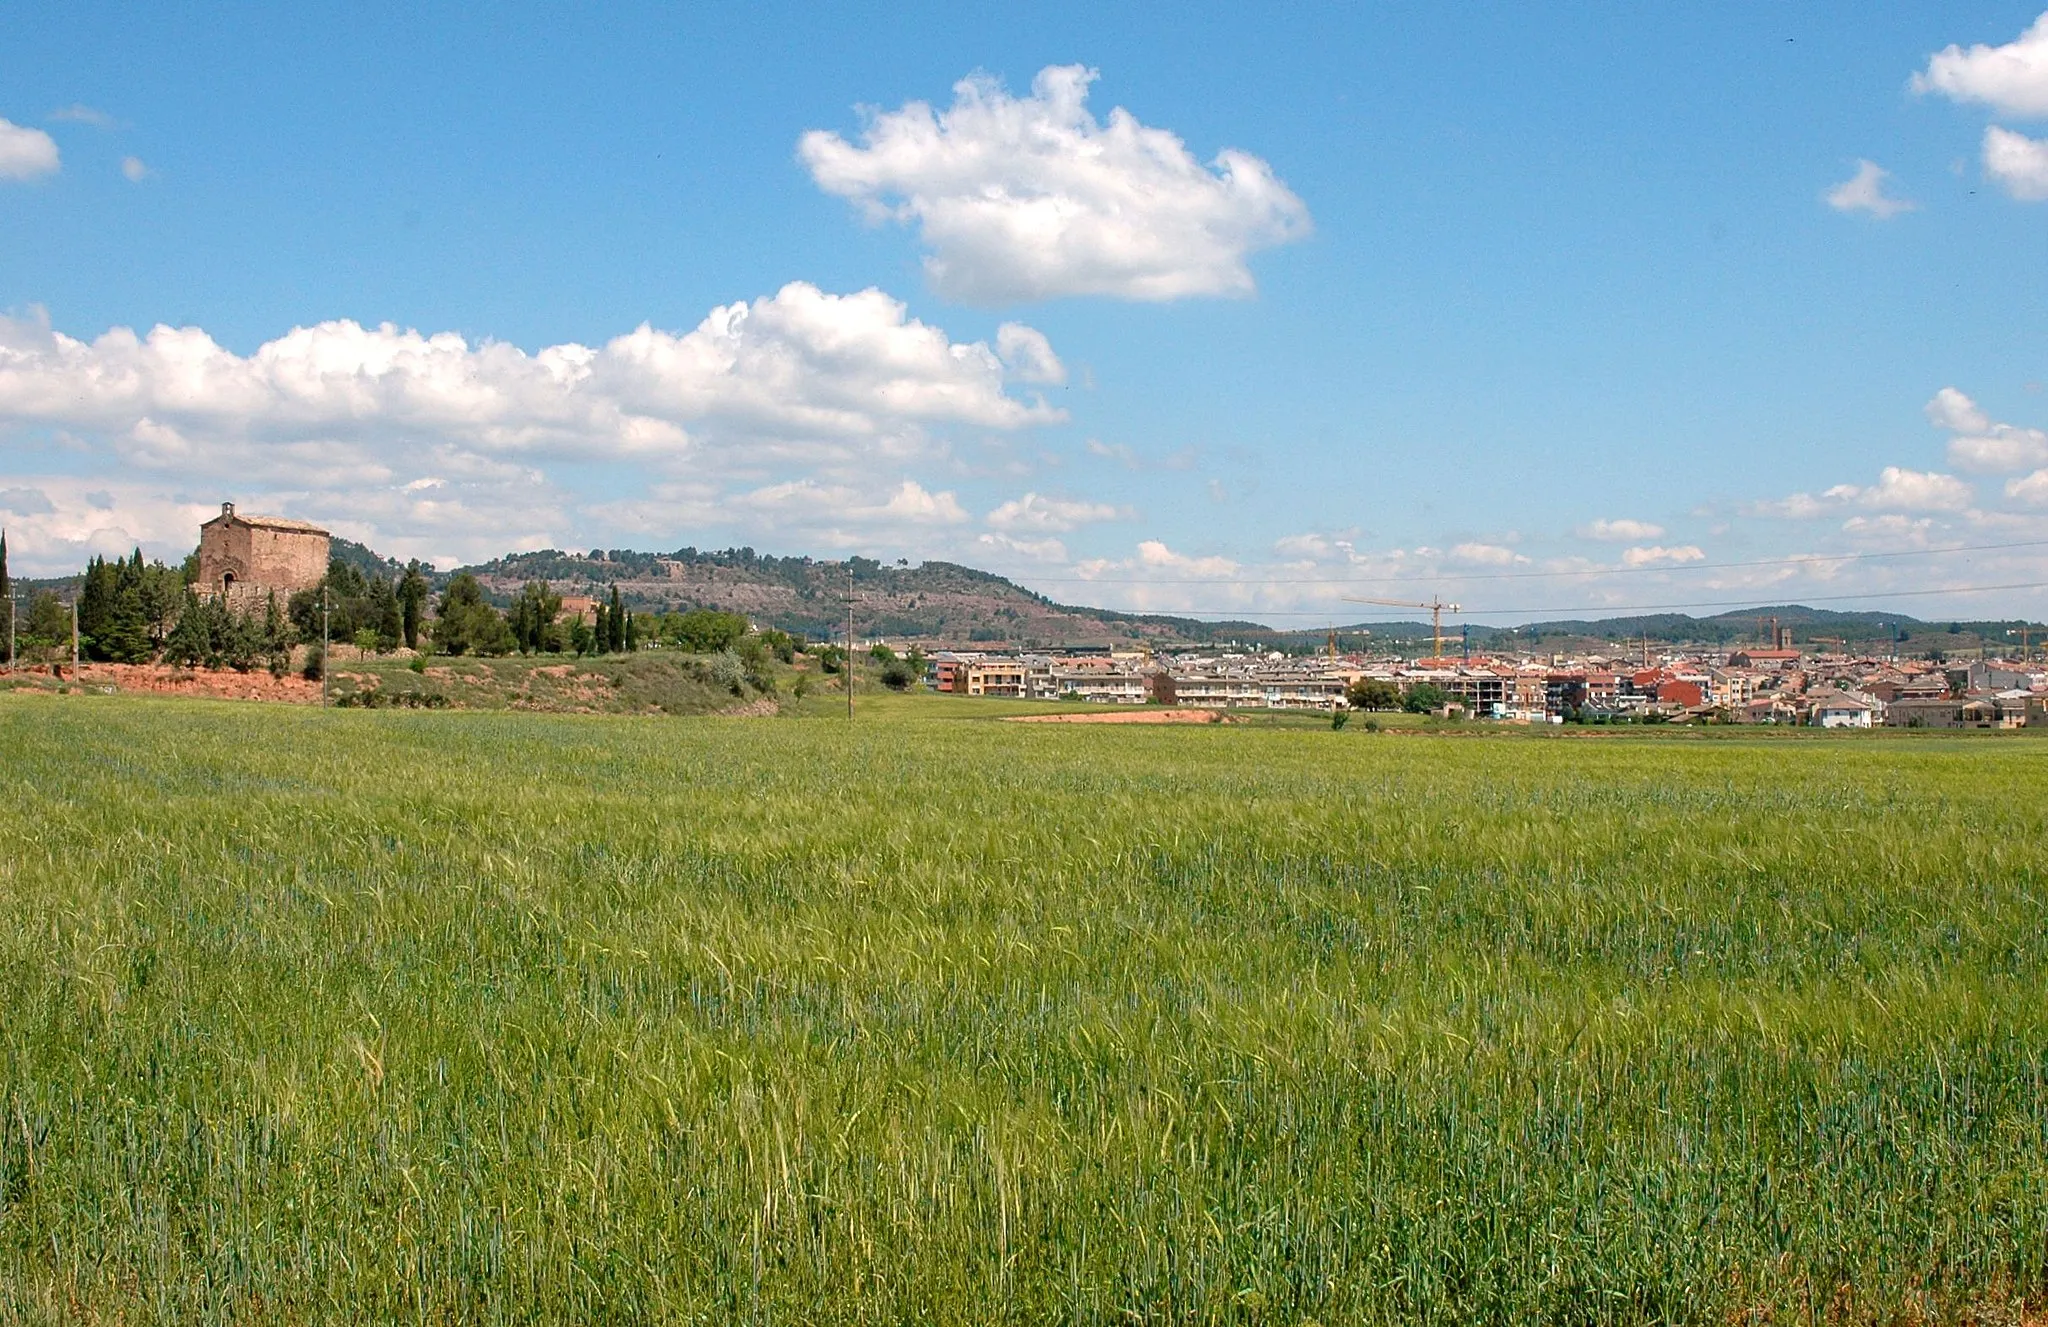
xmin=6 ymin=4 xmax=2048 ymax=624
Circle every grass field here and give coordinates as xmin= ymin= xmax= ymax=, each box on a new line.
xmin=2 ymin=694 xmax=2045 ymax=1324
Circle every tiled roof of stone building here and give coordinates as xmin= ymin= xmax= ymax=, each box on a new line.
xmin=201 ymin=504 xmax=329 ymax=536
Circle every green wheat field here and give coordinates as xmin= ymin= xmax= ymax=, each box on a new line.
xmin=3 ymin=695 xmax=2046 ymax=1324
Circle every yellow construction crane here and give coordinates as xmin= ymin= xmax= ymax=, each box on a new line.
xmin=1345 ymin=596 xmax=1461 ymax=660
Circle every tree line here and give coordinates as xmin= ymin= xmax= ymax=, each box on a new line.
xmin=1 ymin=537 xmax=815 ymax=677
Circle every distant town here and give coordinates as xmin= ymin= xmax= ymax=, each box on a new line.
xmin=918 ymin=639 xmax=2048 ymax=729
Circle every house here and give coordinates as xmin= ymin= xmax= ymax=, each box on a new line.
xmin=1728 ymin=648 xmax=1802 ymax=669
xmin=1804 ymin=688 xmax=1875 ymax=728
xmin=1884 ymin=696 xmax=1965 ymax=728
xmin=964 ymin=660 xmax=1027 ymax=697
xmin=196 ymin=502 xmax=329 ymax=605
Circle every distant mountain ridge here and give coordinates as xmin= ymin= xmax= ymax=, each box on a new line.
xmin=455 ymin=545 xmax=1274 ymax=646
xmin=18 ymin=537 xmax=2034 ymax=652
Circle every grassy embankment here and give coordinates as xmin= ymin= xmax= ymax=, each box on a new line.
xmin=2 ymin=695 xmax=2045 ymax=1323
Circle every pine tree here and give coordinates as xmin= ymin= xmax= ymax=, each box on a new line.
xmin=99 ymin=550 xmax=152 ymax=664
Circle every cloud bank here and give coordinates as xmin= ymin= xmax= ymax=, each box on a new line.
xmin=0 ymin=287 xmax=1067 ymax=568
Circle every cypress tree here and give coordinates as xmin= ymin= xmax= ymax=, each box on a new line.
xmin=0 ymin=529 xmax=11 ymax=665
xmin=77 ymin=556 xmax=117 ymax=661
xmin=398 ymin=561 xmax=429 ymax=651
xmin=608 ymin=586 xmax=625 ymax=652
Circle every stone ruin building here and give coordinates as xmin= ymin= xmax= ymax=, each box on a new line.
xmin=196 ymin=502 xmax=330 ymax=607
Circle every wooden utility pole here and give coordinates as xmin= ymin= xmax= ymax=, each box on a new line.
xmin=70 ymin=597 xmax=79 ymax=669
xmin=845 ymin=564 xmax=855 ymax=720
xmin=321 ymin=585 xmax=330 ymax=707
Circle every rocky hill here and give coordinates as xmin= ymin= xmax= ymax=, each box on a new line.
xmin=456 ymin=546 xmax=1272 ymax=647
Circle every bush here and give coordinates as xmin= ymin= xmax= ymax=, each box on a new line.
xmin=702 ymin=650 xmax=746 ymax=696
xmin=880 ymin=660 xmax=914 ymax=691
xmin=302 ymin=646 xmax=325 ymax=682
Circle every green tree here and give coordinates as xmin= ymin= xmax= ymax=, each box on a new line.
xmin=736 ymin=635 xmax=775 ymax=693
xmin=137 ymin=558 xmax=183 ymax=652
xmin=1403 ymin=681 xmax=1449 ymax=714
xmin=509 ymin=581 xmax=565 ymax=654
xmin=263 ymin=592 xmax=294 ymax=677
xmin=161 ymin=591 xmax=267 ymax=672
xmin=608 ymin=586 xmax=626 ymax=653
xmin=23 ymin=590 xmax=67 ymax=657
xmin=161 ymin=590 xmax=216 ymax=668
xmin=662 ymin=608 xmax=749 ymax=653
xmin=431 ymin=572 xmax=514 ymax=657
xmin=0 ymin=529 xmax=11 ymax=665
xmin=398 ymin=561 xmax=430 ymax=650
xmin=78 ymin=552 xmax=151 ymax=664
xmin=367 ymin=576 xmax=402 ymax=652
xmin=1346 ymin=677 xmax=1401 ymax=711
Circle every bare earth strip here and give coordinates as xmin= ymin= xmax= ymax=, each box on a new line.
xmin=1005 ymin=708 xmax=1228 ymax=724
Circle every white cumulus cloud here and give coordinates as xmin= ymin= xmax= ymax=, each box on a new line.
xmin=1754 ymin=466 xmax=1974 ymax=519
xmin=1620 ymin=544 xmax=1706 ymax=566
xmin=985 ymin=491 xmax=1126 ymax=532
xmin=1578 ymin=517 xmax=1665 ymax=542
xmin=0 ymin=117 xmax=60 ymax=181
xmin=1924 ymin=386 xmax=2048 ymax=472
xmin=1825 ymin=466 xmax=1975 ymax=513
xmin=121 ymin=155 xmax=150 ymax=182
xmin=1448 ymin=541 xmax=1527 ymax=566
xmin=1914 ymin=13 xmax=2048 ymax=117
xmin=1825 ymin=160 xmax=1915 ymax=218
xmin=1982 ymin=124 xmax=2048 ymax=199
xmin=976 ymin=531 xmax=1068 ymax=562
xmin=995 ymin=322 xmax=1065 ymax=384
xmin=2005 ymin=469 xmax=2048 ymax=506
xmin=799 ymin=65 xmax=1311 ymax=303
xmin=731 ymin=477 xmax=968 ymax=526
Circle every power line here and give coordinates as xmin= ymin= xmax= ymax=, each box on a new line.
xmin=1019 ymin=537 xmax=2048 ymax=588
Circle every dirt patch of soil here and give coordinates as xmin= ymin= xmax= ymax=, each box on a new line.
xmin=1006 ymin=708 xmax=1228 ymax=725
xmin=7 ymin=663 xmax=323 ymax=704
